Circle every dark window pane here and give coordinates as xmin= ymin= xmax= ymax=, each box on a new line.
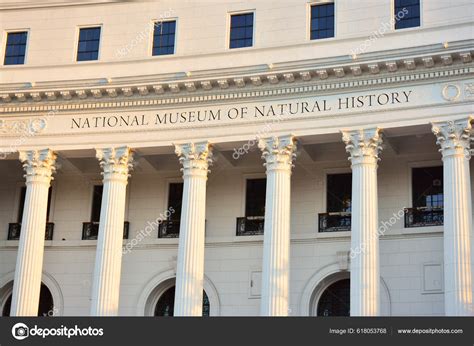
xmin=395 ymin=0 xmax=420 ymax=29
xmin=153 ymin=20 xmax=176 ymax=56
xmin=4 ymin=31 xmax=27 ymax=65
xmin=168 ymin=183 xmax=183 ymax=220
xmin=327 ymin=173 xmax=352 ymax=212
xmin=77 ymin=27 xmax=101 ymax=61
xmin=17 ymin=187 xmax=27 ymax=222
xmin=310 ymin=3 xmax=335 ymax=40
xmin=245 ymin=179 xmax=266 ymax=217
xmin=412 ymin=167 xmax=443 ymax=208
xmin=230 ymin=13 xmax=253 ymax=49
xmin=91 ymin=185 xmax=103 ymax=222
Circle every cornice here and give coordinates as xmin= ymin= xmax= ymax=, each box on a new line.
xmin=0 ymin=48 xmax=472 ymax=114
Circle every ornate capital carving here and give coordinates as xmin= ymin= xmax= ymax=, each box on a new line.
xmin=258 ymin=135 xmax=297 ymax=172
xmin=175 ymin=142 xmax=213 ymax=177
xmin=19 ymin=149 xmax=57 ymax=183
xmin=432 ymin=118 xmax=473 ymax=159
xmin=96 ymin=147 xmax=134 ymax=181
xmin=341 ymin=128 xmax=383 ymax=165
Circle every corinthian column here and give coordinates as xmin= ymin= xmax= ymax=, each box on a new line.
xmin=258 ymin=135 xmax=297 ymax=316
xmin=432 ymin=118 xmax=473 ymax=316
xmin=90 ymin=147 xmax=133 ymax=316
xmin=342 ymin=128 xmax=383 ymax=316
xmin=10 ymin=149 xmax=56 ymax=316
xmin=174 ymin=142 xmax=212 ymax=316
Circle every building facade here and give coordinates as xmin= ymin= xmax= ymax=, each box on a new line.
xmin=0 ymin=0 xmax=473 ymax=317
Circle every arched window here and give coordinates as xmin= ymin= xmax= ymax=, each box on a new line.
xmin=317 ymin=279 xmax=350 ymax=316
xmin=154 ymin=286 xmax=210 ymax=317
xmin=2 ymin=283 xmax=54 ymax=316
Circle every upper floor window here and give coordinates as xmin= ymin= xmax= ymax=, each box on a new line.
xmin=395 ymin=0 xmax=420 ymax=29
xmin=4 ymin=31 xmax=28 ymax=65
xmin=412 ymin=166 xmax=443 ymax=209
xmin=229 ymin=12 xmax=254 ymax=49
xmin=17 ymin=186 xmax=53 ymax=223
xmin=90 ymin=185 xmax=103 ymax=222
xmin=158 ymin=182 xmax=183 ymax=238
xmin=326 ymin=173 xmax=351 ymax=213
xmin=245 ymin=178 xmax=266 ymax=217
xmin=152 ymin=20 xmax=176 ymax=56
xmin=319 ymin=173 xmax=351 ymax=233
xmin=310 ymin=2 xmax=335 ymax=40
xmin=405 ymin=166 xmax=443 ymax=228
xmin=77 ymin=27 xmax=101 ymax=61
xmin=236 ymin=178 xmax=266 ymax=236
xmin=167 ymin=182 xmax=183 ymax=220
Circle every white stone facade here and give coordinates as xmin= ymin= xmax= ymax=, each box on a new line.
xmin=0 ymin=0 xmax=473 ymax=317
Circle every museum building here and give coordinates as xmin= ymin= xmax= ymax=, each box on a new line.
xmin=0 ymin=0 xmax=473 ymax=317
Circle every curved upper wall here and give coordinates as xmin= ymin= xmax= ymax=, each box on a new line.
xmin=0 ymin=0 xmax=472 ymax=84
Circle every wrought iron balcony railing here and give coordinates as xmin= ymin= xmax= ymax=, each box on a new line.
xmin=318 ymin=212 xmax=351 ymax=232
xmin=82 ymin=221 xmax=130 ymax=240
xmin=158 ymin=220 xmax=180 ymax=238
xmin=404 ymin=207 xmax=444 ymax=228
xmin=236 ymin=216 xmax=265 ymax=236
xmin=7 ymin=222 xmax=55 ymax=240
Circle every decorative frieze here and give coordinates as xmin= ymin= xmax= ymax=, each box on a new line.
xmin=233 ymin=78 xmax=246 ymax=87
xmin=137 ymin=86 xmax=149 ymax=96
xmin=333 ymin=68 xmax=345 ymax=78
xmin=350 ymin=66 xmax=362 ymax=76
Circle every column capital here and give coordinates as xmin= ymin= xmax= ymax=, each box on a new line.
xmin=19 ymin=149 xmax=57 ymax=183
xmin=258 ymin=135 xmax=297 ymax=172
xmin=341 ymin=128 xmax=383 ymax=165
xmin=432 ymin=117 xmax=473 ymax=159
xmin=175 ymin=141 xmax=213 ymax=177
xmin=96 ymin=146 xmax=134 ymax=182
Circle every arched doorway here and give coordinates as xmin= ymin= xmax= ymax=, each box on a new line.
xmin=154 ymin=285 xmax=210 ymax=316
xmin=316 ymin=278 xmax=350 ymax=316
xmin=2 ymin=283 xmax=54 ymax=316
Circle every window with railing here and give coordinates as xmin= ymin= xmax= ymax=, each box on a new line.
xmin=8 ymin=186 xmax=54 ymax=240
xmin=405 ymin=166 xmax=443 ymax=227
xmin=82 ymin=184 xmax=130 ymax=240
xmin=236 ymin=178 xmax=266 ymax=236
xmin=158 ymin=182 xmax=183 ymax=238
xmin=319 ymin=173 xmax=352 ymax=232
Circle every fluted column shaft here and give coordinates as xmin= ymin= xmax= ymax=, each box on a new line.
xmin=174 ymin=142 xmax=212 ymax=316
xmin=259 ymin=135 xmax=296 ymax=316
xmin=432 ymin=118 xmax=473 ymax=316
xmin=342 ymin=128 xmax=383 ymax=316
xmin=10 ymin=149 xmax=56 ymax=316
xmin=90 ymin=147 xmax=133 ymax=316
